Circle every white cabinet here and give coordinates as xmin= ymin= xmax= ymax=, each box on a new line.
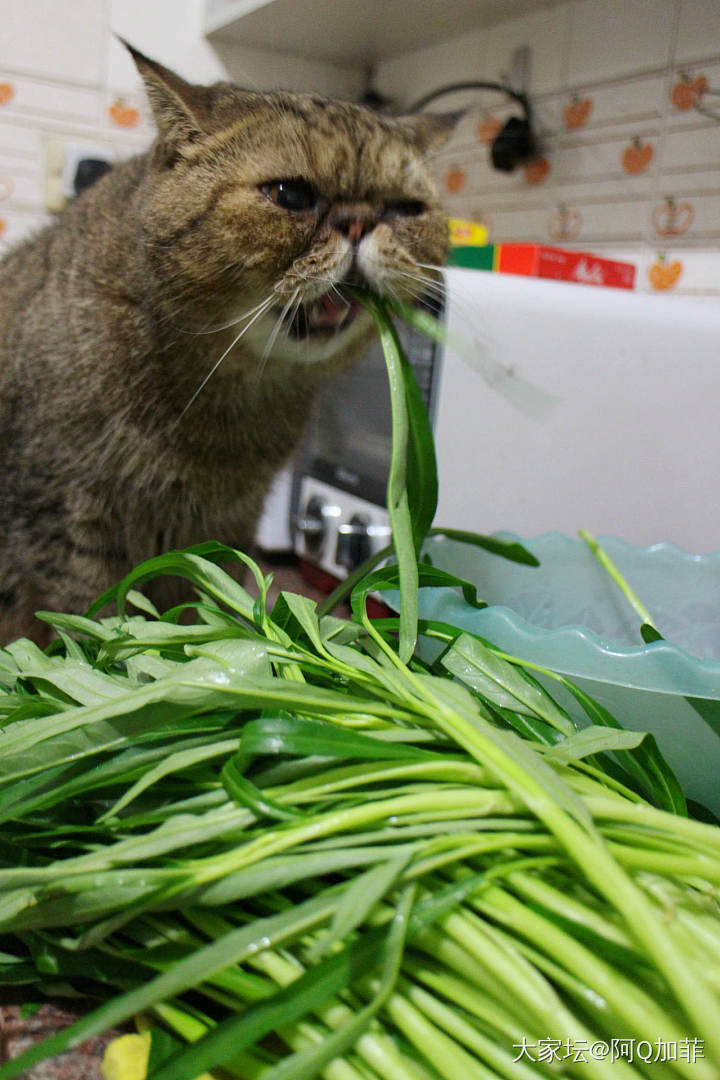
xmin=204 ymin=0 xmax=551 ymax=68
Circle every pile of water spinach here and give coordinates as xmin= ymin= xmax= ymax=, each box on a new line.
xmin=0 ymin=297 xmax=719 ymax=1080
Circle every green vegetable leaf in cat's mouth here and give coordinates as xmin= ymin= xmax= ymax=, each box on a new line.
xmin=288 ymin=291 xmax=363 ymax=338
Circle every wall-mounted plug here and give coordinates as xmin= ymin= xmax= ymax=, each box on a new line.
xmin=44 ymin=139 xmax=115 ymax=213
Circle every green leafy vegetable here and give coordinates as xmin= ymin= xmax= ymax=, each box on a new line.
xmin=0 ymin=296 xmax=719 ymax=1080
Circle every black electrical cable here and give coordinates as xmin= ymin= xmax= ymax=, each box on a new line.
xmin=406 ymin=80 xmax=541 ymax=172
xmin=408 ymin=80 xmax=531 ymax=118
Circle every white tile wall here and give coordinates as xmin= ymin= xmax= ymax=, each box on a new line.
xmin=0 ymin=169 xmax=43 ymax=210
xmin=676 ymin=0 xmax=720 ymax=63
xmin=666 ymin=61 xmax=720 ymax=126
xmin=0 ymin=208 xmax=51 ymax=250
xmin=566 ymin=0 xmax=677 ymax=83
xmin=2 ymin=76 xmax=100 ymax=124
xmin=0 ymin=122 xmax=42 ymax=158
xmin=409 ymin=0 xmax=720 ymax=296
xmin=213 ymin=43 xmax=365 ymax=98
xmin=0 ymin=0 xmax=365 ymax=255
xmin=0 ymin=0 xmax=719 ymax=291
xmin=560 ymin=75 xmax=666 ymax=130
xmin=555 ymin=133 xmax=661 ymax=182
xmin=373 ymin=28 xmax=489 ymax=110
xmin=484 ymin=3 xmax=572 ymax=96
xmin=663 ymin=124 xmax=720 ymax=170
xmin=0 ymin=0 xmax=105 ymax=85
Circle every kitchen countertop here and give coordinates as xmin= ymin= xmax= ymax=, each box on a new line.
xmin=0 ymin=1003 xmax=122 ymax=1078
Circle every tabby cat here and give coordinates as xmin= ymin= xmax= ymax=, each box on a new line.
xmin=0 ymin=45 xmax=455 ymax=645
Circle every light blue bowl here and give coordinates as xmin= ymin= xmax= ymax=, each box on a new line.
xmin=417 ymin=533 xmax=720 ymax=814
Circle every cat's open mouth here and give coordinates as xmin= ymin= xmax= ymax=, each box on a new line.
xmin=286 ymin=292 xmax=362 ymax=338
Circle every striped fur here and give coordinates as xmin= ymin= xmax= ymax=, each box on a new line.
xmin=0 ymin=47 xmax=454 ymax=644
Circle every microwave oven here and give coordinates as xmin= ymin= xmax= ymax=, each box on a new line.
xmin=256 ymin=267 xmax=720 ymax=578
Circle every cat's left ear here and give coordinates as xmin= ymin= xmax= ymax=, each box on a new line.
xmin=122 ymin=39 xmax=211 ymax=152
xmin=398 ymin=111 xmax=463 ymax=154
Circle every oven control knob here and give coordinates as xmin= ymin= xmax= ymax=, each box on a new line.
xmin=336 ymin=514 xmax=371 ymax=570
xmin=296 ymin=495 xmax=327 ymax=555
xmin=296 ymin=495 xmax=342 ymax=556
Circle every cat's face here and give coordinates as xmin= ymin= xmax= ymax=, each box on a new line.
xmin=133 ymin=49 xmax=454 ymax=367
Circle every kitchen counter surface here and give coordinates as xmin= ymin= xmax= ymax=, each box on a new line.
xmin=0 ymin=1004 xmax=121 ymax=1078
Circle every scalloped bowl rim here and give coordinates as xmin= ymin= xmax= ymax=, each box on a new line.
xmin=414 ymin=531 xmax=720 ymax=699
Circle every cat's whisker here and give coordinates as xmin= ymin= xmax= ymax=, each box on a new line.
xmin=183 ymin=296 xmax=277 ymax=337
xmin=415 ymin=261 xmax=447 ymax=276
xmin=286 ymin=293 xmax=305 ymax=332
xmin=177 ymin=295 xmax=275 ymax=420
xmin=328 ymin=283 xmax=351 ymax=307
xmin=379 ymin=272 xmax=433 ymax=306
xmin=392 ymin=266 xmax=489 ymax=343
xmin=390 ymin=267 xmax=448 ymax=308
xmin=254 ymin=288 xmax=300 ymax=381
xmin=394 ymin=264 xmax=445 ymax=289
xmin=390 ymin=267 xmax=436 ymax=293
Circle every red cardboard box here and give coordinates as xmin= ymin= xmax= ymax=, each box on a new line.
xmin=496 ymin=244 xmax=636 ymax=289
xmin=448 ymin=243 xmax=636 ymax=289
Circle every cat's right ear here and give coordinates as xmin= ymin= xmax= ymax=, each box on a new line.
xmin=121 ymin=39 xmax=211 ymax=156
xmin=398 ymin=111 xmax=464 ymax=155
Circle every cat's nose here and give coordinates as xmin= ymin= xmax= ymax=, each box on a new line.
xmin=327 ymin=202 xmax=378 ymax=245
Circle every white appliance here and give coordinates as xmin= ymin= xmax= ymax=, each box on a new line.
xmin=434 ymin=269 xmax=720 ymax=553
xmin=275 ymin=267 xmax=720 ymax=576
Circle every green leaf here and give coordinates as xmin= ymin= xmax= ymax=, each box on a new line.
xmin=188 ymin=845 xmax=420 ymax=908
xmin=0 ymin=725 xmax=235 ymax=823
xmin=686 ymin=695 xmax=720 ymax=739
xmin=0 ymin=891 xmax=340 ymax=1080
xmin=34 ymin=611 xmax=119 ymax=642
xmin=221 ymin=754 xmax=302 ymax=821
xmin=558 ymin=678 xmax=687 ymax=815
xmin=544 ymin=726 xmax=646 ymax=762
xmin=98 ymin=621 xmax=251 ymax=665
xmin=412 ymin=671 xmax=594 ymax=829
xmin=12 ymin=659 xmax=134 ymax=707
xmin=488 ymin=705 xmax=566 ymax=747
xmin=308 ymin=853 xmax=411 ymax=960
xmin=440 ymin=633 xmax=574 ymax=736
xmin=351 ymin=563 xmax=486 ymax=627
xmin=0 ymin=651 xmax=262 ymax=787
xmin=261 ymin=886 xmax=415 ymax=1080
xmin=86 ymin=545 xmax=258 ymax=621
xmin=236 ymin=714 xmax=438 ymax=766
xmin=100 ymin=738 xmax=240 ymax=821
xmin=147 ymin=1026 xmax=184 ymax=1072
xmin=401 ymin=350 xmax=438 ymax=551
xmin=316 ymin=543 xmax=393 ymax=618
xmin=428 ymin=527 xmax=540 ymax=567
xmin=271 ymin=591 xmax=326 ymax=653
xmin=126 ymin=589 xmax=161 ymax=618
xmin=146 ymin=925 xmax=389 ymax=1080
xmin=358 ymin=295 xmax=419 ymax=661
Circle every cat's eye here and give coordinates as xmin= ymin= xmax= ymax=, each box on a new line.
xmin=260 ymin=178 xmax=318 ymax=212
xmin=384 ymin=200 xmax=426 ymax=217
